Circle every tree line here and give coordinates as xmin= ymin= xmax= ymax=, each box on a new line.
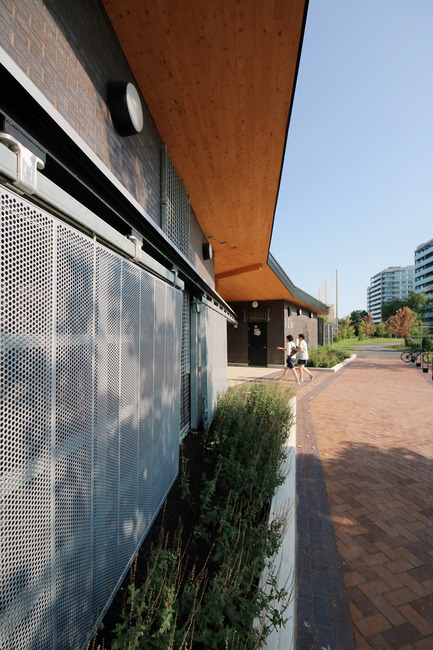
xmin=336 ymin=292 xmax=433 ymax=341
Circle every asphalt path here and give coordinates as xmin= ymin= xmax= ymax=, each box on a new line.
xmin=349 ymin=343 xmax=404 ymax=359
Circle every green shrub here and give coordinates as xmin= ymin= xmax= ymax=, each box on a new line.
xmin=422 ymin=337 xmax=433 ymax=351
xmin=306 ymin=345 xmax=350 ymax=368
xmin=112 ymin=382 xmax=294 ymax=649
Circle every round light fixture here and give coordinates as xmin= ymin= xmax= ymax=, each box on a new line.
xmin=251 ymin=300 xmax=259 ymax=308
xmin=202 ymin=243 xmax=213 ymax=260
xmin=108 ymin=81 xmax=144 ymax=136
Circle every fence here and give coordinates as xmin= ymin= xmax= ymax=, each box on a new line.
xmin=1 ymin=188 xmax=182 ymax=649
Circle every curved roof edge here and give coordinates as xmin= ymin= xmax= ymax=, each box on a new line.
xmin=268 ymin=253 xmax=329 ymax=315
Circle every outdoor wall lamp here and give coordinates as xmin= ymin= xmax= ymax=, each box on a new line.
xmin=251 ymin=301 xmax=259 ymax=308
xmin=108 ymin=81 xmax=144 ymax=136
xmin=297 ymin=308 xmax=302 ymax=316
xmin=202 ymin=243 xmax=213 ymax=260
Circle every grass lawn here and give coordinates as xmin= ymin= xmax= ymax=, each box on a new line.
xmin=332 ymin=337 xmax=404 ymax=350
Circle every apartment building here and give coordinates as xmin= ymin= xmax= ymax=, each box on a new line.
xmin=367 ymin=266 xmax=415 ymax=323
xmin=414 ymin=238 xmax=433 ymax=326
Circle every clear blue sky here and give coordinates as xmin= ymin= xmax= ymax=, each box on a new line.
xmin=271 ymin=0 xmax=433 ymax=319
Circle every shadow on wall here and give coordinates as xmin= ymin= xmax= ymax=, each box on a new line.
xmin=1 ymin=203 xmax=180 ymax=649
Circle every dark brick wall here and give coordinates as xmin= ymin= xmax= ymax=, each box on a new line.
xmin=227 ymin=320 xmax=248 ymax=364
xmin=228 ymin=300 xmax=320 ymax=366
xmin=0 ymin=0 xmax=215 ymax=275
xmin=1 ymin=0 xmax=162 ymax=224
xmin=0 ymin=0 xmax=161 ymax=224
xmin=292 ymin=309 xmax=319 ymax=348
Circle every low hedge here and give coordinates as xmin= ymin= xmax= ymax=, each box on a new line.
xmin=306 ymin=345 xmax=350 ymax=368
xmin=111 ymin=382 xmax=294 ymax=649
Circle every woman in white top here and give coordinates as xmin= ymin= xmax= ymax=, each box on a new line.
xmin=277 ymin=335 xmax=301 ymax=384
xmin=297 ymin=333 xmax=314 ymax=382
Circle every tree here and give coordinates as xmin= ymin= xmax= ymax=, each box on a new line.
xmin=381 ymin=299 xmax=405 ymax=322
xmin=385 ymin=306 xmax=416 ymax=338
xmin=375 ymin=321 xmax=387 ymax=337
xmin=407 ymin=291 xmax=433 ymax=319
xmin=337 ymin=315 xmax=355 ymax=339
xmin=359 ymin=313 xmax=376 ymax=338
xmin=382 ymin=291 xmax=433 ymax=322
xmin=350 ymin=309 xmax=368 ymax=336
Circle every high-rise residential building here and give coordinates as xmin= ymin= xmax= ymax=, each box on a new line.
xmin=414 ymin=238 xmax=433 ymax=326
xmin=367 ymin=266 xmax=415 ymax=323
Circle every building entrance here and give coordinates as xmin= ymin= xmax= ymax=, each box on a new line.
xmin=248 ymin=322 xmax=267 ymax=366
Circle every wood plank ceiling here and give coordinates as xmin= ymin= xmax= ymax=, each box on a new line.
xmin=102 ymin=0 xmax=316 ymax=307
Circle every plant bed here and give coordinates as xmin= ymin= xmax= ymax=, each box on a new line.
xmin=91 ymin=382 xmax=294 ymax=649
xmin=305 ymin=345 xmax=351 ymax=369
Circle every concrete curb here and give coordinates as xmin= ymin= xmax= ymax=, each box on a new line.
xmin=258 ymin=396 xmax=297 ymax=649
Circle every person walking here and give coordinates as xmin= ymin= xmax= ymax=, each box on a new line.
xmin=297 ymin=333 xmax=314 ymax=382
xmin=277 ymin=335 xmax=301 ymax=384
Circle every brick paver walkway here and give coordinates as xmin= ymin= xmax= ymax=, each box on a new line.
xmin=299 ymin=358 xmax=433 ymax=649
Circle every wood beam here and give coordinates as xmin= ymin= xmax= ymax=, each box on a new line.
xmin=215 ymin=263 xmax=262 ymax=281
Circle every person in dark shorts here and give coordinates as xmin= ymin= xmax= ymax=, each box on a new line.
xmin=277 ymin=335 xmax=301 ymax=384
xmin=297 ymin=333 xmax=314 ymax=382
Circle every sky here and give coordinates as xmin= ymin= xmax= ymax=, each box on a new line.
xmin=270 ymin=0 xmax=433 ymax=319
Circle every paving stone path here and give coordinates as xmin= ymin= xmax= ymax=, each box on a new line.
xmin=295 ymin=358 xmax=433 ymax=649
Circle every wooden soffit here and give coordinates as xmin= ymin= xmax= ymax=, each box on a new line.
xmin=216 ymin=260 xmax=328 ymax=314
xmin=102 ymin=0 xmax=308 ymax=294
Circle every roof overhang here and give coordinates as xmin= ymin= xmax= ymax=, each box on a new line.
xmin=102 ymin=0 xmax=309 ymax=301
xmin=216 ymin=253 xmax=328 ymax=314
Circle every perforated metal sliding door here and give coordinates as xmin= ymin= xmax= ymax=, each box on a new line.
xmin=202 ymin=305 xmax=228 ymax=425
xmin=1 ymin=187 xmax=182 ymax=649
xmin=180 ymin=290 xmax=190 ymax=439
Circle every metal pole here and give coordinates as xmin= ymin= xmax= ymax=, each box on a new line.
xmin=336 ymin=270 xmax=339 ymax=322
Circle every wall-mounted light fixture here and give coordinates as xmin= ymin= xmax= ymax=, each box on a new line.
xmin=202 ymin=243 xmax=213 ymax=260
xmin=108 ymin=81 xmax=144 ymax=136
xmin=287 ymin=306 xmax=291 ymax=316
xmin=297 ymin=308 xmax=302 ymax=316
xmin=309 ymin=312 xmax=314 ymax=318
xmin=251 ymin=301 xmax=259 ymax=308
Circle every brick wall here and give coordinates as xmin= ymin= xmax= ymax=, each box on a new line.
xmin=1 ymin=0 xmax=161 ymax=223
xmin=290 ymin=308 xmax=319 ymax=348
xmin=227 ymin=300 xmax=320 ymax=366
xmin=0 ymin=0 xmax=216 ymax=276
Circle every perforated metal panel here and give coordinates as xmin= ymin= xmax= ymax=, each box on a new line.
xmin=180 ymin=290 xmax=190 ymax=438
xmin=1 ymin=192 xmax=54 ymax=648
xmin=203 ymin=305 xmax=228 ymax=425
xmin=161 ymin=147 xmax=190 ymax=257
xmin=1 ymin=187 xmax=182 ymax=649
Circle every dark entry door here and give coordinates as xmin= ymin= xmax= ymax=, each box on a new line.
xmin=248 ymin=323 xmax=267 ymax=366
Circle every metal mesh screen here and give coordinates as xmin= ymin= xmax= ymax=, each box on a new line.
xmin=161 ymin=148 xmax=190 ymax=257
xmin=1 ymin=187 xmax=182 ymax=649
xmin=180 ymin=290 xmax=190 ymax=438
xmin=203 ymin=305 xmax=228 ymax=426
xmin=244 ymin=308 xmax=270 ymax=323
